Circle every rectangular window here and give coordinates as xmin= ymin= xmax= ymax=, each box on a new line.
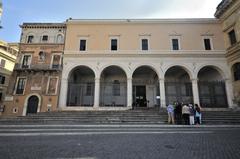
xmin=86 ymin=83 xmax=93 ymax=96
xmin=204 ymin=38 xmax=212 ymax=50
xmin=52 ymin=54 xmax=61 ymax=69
xmin=80 ymin=40 xmax=87 ymax=51
xmin=27 ymin=36 xmax=34 ymax=43
xmin=113 ymin=80 xmax=120 ymax=96
xmin=47 ymin=77 xmax=58 ymax=95
xmin=172 ymin=39 xmax=179 ymax=50
xmin=22 ymin=55 xmax=31 ymax=68
xmin=0 ymin=75 xmax=5 ymax=84
xmin=42 ymin=35 xmax=48 ymax=42
xmin=142 ymin=39 xmax=149 ymax=50
xmin=0 ymin=92 xmax=2 ymax=102
xmin=111 ymin=39 xmax=118 ymax=51
xmin=16 ymin=78 xmax=26 ymax=95
xmin=0 ymin=59 xmax=6 ymax=68
xmin=228 ymin=30 xmax=237 ymax=46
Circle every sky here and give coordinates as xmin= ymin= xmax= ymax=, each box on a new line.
xmin=0 ymin=0 xmax=222 ymax=42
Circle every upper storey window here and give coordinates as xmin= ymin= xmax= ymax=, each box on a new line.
xmin=204 ymin=38 xmax=212 ymax=50
xmin=228 ymin=29 xmax=237 ymax=46
xmin=111 ymin=39 xmax=118 ymax=51
xmin=42 ymin=35 xmax=48 ymax=42
xmin=80 ymin=39 xmax=87 ymax=51
xmin=57 ymin=34 xmax=64 ymax=43
xmin=141 ymin=39 xmax=149 ymax=51
xmin=27 ymin=35 xmax=34 ymax=43
xmin=21 ymin=54 xmax=32 ymax=69
xmin=233 ymin=63 xmax=240 ymax=81
xmin=0 ymin=59 xmax=6 ymax=68
xmin=172 ymin=39 xmax=179 ymax=50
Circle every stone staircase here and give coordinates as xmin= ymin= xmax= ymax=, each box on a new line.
xmin=0 ymin=108 xmax=240 ymax=125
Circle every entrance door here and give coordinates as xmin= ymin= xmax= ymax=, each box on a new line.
xmin=26 ymin=96 xmax=39 ymax=115
xmin=136 ymin=86 xmax=147 ymax=107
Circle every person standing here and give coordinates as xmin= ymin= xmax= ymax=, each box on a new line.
xmin=195 ymin=104 xmax=202 ymax=125
xmin=175 ymin=102 xmax=182 ymax=124
xmin=167 ymin=103 xmax=175 ymax=124
xmin=182 ymin=104 xmax=190 ymax=125
xmin=189 ymin=104 xmax=195 ymax=125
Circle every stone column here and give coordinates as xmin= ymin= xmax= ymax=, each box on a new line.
xmin=127 ymin=78 xmax=133 ymax=109
xmin=225 ymin=79 xmax=234 ymax=108
xmin=159 ymin=79 xmax=166 ymax=108
xmin=94 ymin=78 xmax=100 ymax=108
xmin=191 ymin=78 xmax=200 ymax=106
xmin=59 ymin=78 xmax=68 ymax=109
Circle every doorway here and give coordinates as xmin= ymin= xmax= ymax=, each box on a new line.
xmin=26 ymin=96 xmax=39 ymax=115
xmin=134 ymin=86 xmax=147 ymax=107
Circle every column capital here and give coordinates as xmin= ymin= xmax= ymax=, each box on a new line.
xmin=159 ymin=78 xmax=165 ymax=82
xmin=191 ymin=78 xmax=199 ymax=82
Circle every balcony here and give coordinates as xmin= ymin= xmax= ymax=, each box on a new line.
xmin=14 ymin=63 xmax=62 ymax=72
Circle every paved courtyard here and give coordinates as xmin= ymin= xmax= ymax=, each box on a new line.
xmin=0 ymin=125 xmax=240 ymax=159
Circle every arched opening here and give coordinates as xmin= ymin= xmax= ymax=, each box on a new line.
xmin=198 ymin=66 xmax=228 ymax=108
xmin=132 ymin=66 xmax=160 ymax=108
xmin=165 ymin=66 xmax=193 ymax=105
xmin=26 ymin=96 xmax=39 ymax=115
xmin=67 ymin=66 xmax=95 ymax=106
xmin=100 ymin=66 xmax=127 ymax=107
xmin=57 ymin=34 xmax=63 ymax=43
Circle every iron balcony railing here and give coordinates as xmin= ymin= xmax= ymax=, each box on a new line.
xmin=14 ymin=63 xmax=62 ymax=71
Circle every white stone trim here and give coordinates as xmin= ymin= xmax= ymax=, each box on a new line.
xmin=22 ymin=93 xmax=41 ymax=116
xmin=46 ymin=76 xmax=59 ymax=95
xmin=20 ymin=53 xmax=32 ymax=68
xmin=170 ymin=36 xmax=181 ymax=50
xmin=139 ymin=36 xmax=150 ymax=51
xmin=202 ymin=36 xmax=214 ymax=50
xmin=14 ymin=76 xmax=27 ymax=95
xmin=78 ymin=37 xmax=88 ymax=52
xmin=109 ymin=36 xmax=120 ymax=52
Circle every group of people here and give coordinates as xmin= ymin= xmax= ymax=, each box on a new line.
xmin=167 ymin=102 xmax=202 ymax=125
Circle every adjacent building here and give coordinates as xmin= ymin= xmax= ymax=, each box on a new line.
xmin=2 ymin=23 xmax=66 ymax=116
xmin=215 ymin=0 xmax=240 ymax=106
xmin=0 ymin=40 xmax=18 ymax=112
xmin=58 ymin=18 xmax=233 ymax=111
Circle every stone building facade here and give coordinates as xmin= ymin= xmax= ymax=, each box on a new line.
xmin=2 ymin=23 xmax=66 ymax=116
xmin=215 ymin=0 xmax=240 ymax=106
xmin=0 ymin=41 xmax=18 ymax=112
xmin=59 ymin=19 xmax=234 ymax=111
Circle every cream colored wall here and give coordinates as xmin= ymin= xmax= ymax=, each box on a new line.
xmin=65 ymin=21 xmax=225 ymax=52
xmin=0 ymin=51 xmax=16 ymax=72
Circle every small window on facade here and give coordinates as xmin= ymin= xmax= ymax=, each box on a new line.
xmin=42 ymin=35 xmax=48 ymax=42
xmin=233 ymin=63 xmax=240 ymax=81
xmin=0 ymin=92 xmax=2 ymax=102
xmin=27 ymin=35 xmax=34 ymax=43
xmin=228 ymin=30 xmax=237 ymax=46
xmin=113 ymin=80 xmax=120 ymax=96
xmin=52 ymin=54 xmax=61 ymax=69
xmin=172 ymin=39 xmax=179 ymax=50
xmin=204 ymin=38 xmax=212 ymax=50
xmin=111 ymin=39 xmax=118 ymax=51
xmin=16 ymin=78 xmax=26 ymax=95
xmin=22 ymin=55 xmax=31 ymax=68
xmin=0 ymin=75 xmax=5 ymax=84
xmin=47 ymin=77 xmax=58 ymax=95
xmin=38 ymin=51 xmax=46 ymax=62
xmin=86 ymin=83 xmax=93 ymax=96
xmin=80 ymin=40 xmax=87 ymax=51
xmin=0 ymin=59 xmax=6 ymax=68
xmin=142 ymin=39 xmax=148 ymax=50
xmin=57 ymin=34 xmax=63 ymax=43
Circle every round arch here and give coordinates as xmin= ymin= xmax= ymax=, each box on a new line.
xmin=131 ymin=64 xmax=160 ymax=79
xmin=196 ymin=64 xmax=228 ymax=80
xmin=98 ymin=63 xmax=130 ymax=79
xmin=163 ymin=64 xmax=193 ymax=80
xmin=22 ymin=93 xmax=41 ymax=116
xmin=100 ymin=65 xmax=128 ymax=107
xmin=67 ymin=65 xmax=96 ymax=80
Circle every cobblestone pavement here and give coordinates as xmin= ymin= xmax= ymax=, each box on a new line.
xmin=0 ymin=125 xmax=239 ymax=159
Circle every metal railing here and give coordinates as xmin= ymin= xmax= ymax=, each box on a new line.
xmin=14 ymin=63 xmax=62 ymax=71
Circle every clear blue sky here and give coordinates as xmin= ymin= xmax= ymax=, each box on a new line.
xmin=0 ymin=0 xmax=222 ymax=42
